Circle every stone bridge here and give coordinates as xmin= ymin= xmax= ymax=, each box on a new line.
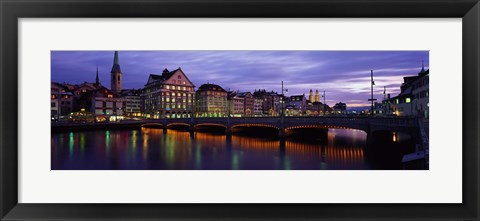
xmin=138 ymin=116 xmax=418 ymax=138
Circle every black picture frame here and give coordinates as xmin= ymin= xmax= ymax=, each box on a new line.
xmin=1 ymin=0 xmax=479 ymax=220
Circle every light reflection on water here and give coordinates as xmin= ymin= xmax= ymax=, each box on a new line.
xmin=51 ymin=128 xmax=408 ymax=170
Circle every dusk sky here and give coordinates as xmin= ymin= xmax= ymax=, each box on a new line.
xmin=51 ymin=51 xmax=429 ymax=108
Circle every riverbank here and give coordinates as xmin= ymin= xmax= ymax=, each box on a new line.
xmin=51 ymin=121 xmax=143 ymax=132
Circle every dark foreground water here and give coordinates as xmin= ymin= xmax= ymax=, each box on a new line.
xmin=51 ymin=128 xmax=415 ymax=170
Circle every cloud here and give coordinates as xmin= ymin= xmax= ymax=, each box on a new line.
xmin=51 ymin=50 xmax=428 ymax=106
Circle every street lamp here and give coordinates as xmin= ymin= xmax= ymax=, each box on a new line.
xmin=281 ymin=81 xmax=288 ymax=117
xmin=368 ymin=70 xmax=377 ymax=116
xmin=321 ymin=90 xmax=326 ymax=115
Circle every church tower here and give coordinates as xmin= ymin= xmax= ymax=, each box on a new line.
xmin=315 ymin=90 xmax=320 ymax=102
xmin=95 ymin=65 xmax=100 ymax=86
xmin=110 ymin=51 xmax=122 ymax=93
xmin=309 ymin=89 xmax=314 ymax=102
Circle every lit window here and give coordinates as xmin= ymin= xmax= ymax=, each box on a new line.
xmin=166 ymin=85 xmax=170 ymax=89
xmin=172 ymin=86 xmax=176 ymax=90
xmin=172 ymin=93 xmax=176 ymax=97
xmin=405 ymin=98 xmax=411 ymax=103
xmin=173 ymin=80 xmax=176 ymax=84
xmin=183 ymin=81 xmax=186 ymax=85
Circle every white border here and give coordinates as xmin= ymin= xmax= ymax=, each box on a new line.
xmin=19 ymin=18 xmax=462 ymax=203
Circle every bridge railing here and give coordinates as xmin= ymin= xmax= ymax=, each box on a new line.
xmin=136 ymin=116 xmax=418 ymax=128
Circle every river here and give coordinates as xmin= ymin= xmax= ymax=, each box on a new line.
xmin=51 ymin=127 xmax=415 ymax=170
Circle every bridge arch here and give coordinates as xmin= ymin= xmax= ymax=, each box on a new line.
xmin=166 ymin=122 xmax=191 ymax=128
xmin=285 ymin=124 xmax=360 ymax=131
xmin=194 ymin=123 xmax=228 ymax=129
xmin=231 ymin=124 xmax=280 ymax=130
xmin=141 ymin=123 xmax=164 ymax=128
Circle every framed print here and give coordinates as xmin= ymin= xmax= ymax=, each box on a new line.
xmin=1 ymin=0 xmax=479 ymax=220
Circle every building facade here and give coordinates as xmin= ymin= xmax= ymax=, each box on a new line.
xmin=290 ymin=94 xmax=307 ymax=115
xmin=121 ymin=89 xmax=142 ymax=117
xmin=195 ymin=83 xmax=228 ymax=117
xmin=333 ymin=102 xmax=347 ymax=114
xmin=236 ymin=92 xmax=254 ymax=116
xmin=390 ymin=66 xmax=429 ymax=117
xmin=227 ymin=92 xmax=245 ymax=117
xmin=142 ymin=68 xmax=196 ymax=118
xmin=253 ymin=89 xmax=281 ymax=116
xmin=253 ymin=97 xmax=263 ymax=116
xmin=51 ymin=82 xmax=74 ymax=120
xmin=91 ymin=87 xmax=124 ymax=122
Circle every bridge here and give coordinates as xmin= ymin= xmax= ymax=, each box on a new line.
xmin=138 ymin=116 xmax=419 ymax=138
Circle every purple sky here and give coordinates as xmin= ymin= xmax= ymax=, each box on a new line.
xmin=51 ymin=51 xmax=428 ymax=107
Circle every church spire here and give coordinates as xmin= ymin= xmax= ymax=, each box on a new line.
xmin=95 ymin=65 xmax=99 ymax=85
xmin=114 ymin=51 xmax=119 ymax=65
xmin=420 ymin=60 xmax=426 ymax=74
xmin=111 ymin=51 xmax=122 ymax=73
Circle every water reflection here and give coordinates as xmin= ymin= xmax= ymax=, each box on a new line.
xmin=51 ymin=128 xmax=411 ymax=170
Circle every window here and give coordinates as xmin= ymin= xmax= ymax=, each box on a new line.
xmin=172 ymin=80 xmax=176 ymax=84
xmin=166 ymin=85 xmax=170 ymax=89
xmin=51 ymin=102 xmax=56 ymax=107
xmin=178 ymin=75 xmax=181 ymax=79
xmin=183 ymin=81 xmax=186 ymax=85
xmin=405 ymin=98 xmax=411 ymax=103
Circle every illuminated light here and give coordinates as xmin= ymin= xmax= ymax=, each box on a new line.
xmin=105 ymin=130 xmax=110 ymax=151
xmin=392 ymin=132 xmax=397 ymax=142
xmin=79 ymin=133 xmax=85 ymax=153
xmin=69 ymin=132 xmax=74 ymax=157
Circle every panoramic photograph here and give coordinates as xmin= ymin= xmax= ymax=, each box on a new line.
xmin=51 ymin=50 xmax=429 ymax=170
